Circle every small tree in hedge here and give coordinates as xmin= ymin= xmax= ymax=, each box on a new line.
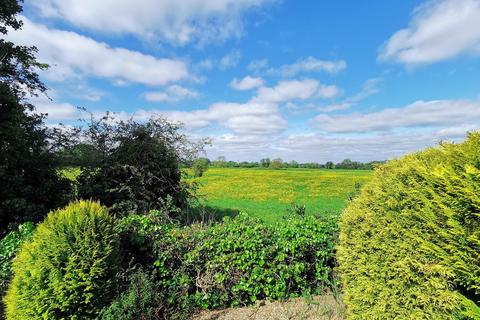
xmin=270 ymin=158 xmax=283 ymax=169
xmin=75 ymin=113 xmax=206 ymax=216
xmin=192 ymin=157 xmax=209 ymax=177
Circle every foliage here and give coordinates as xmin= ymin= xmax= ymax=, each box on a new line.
xmin=57 ymin=143 xmax=103 ymax=167
xmin=260 ymin=158 xmax=270 ymax=168
xmin=98 ymin=270 xmax=165 ymax=320
xmin=4 ymin=200 xmax=120 ymax=319
xmin=337 ymin=132 xmax=480 ymax=319
xmin=270 ymin=158 xmax=284 ymax=169
xmin=76 ymin=114 xmax=205 ymax=216
xmin=192 ymin=157 xmax=209 ymax=177
xmin=0 ymin=221 xmax=35 ymax=316
xmin=153 ymin=212 xmax=338 ymax=313
xmin=0 ymin=0 xmax=71 ymax=234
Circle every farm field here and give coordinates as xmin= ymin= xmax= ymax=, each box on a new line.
xmin=192 ymin=168 xmax=373 ymax=223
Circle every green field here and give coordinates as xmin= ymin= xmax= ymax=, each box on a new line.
xmin=192 ymin=168 xmax=373 ymax=223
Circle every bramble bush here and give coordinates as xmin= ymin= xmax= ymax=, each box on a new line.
xmin=75 ymin=115 xmax=205 ymax=217
xmin=4 ymin=200 xmax=120 ymax=319
xmin=337 ymin=132 xmax=480 ymax=319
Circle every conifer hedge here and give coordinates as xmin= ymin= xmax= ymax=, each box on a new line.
xmin=4 ymin=200 xmax=120 ymax=319
xmin=337 ymin=132 xmax=480 ymax=319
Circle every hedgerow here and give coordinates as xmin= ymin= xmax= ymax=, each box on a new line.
xmin=337 ymin=132 xmax=480 ymax=319
xmin=4 ymin=200 xmax=120 ymax=319
xmin=152 ymin=212 xmax=338 ymax=314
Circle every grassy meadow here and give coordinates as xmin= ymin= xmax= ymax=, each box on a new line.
xmin=191 ymin=168 xmax=373 ymax=223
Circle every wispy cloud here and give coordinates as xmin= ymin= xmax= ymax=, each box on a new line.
xmin=230 ymin=76 xmax=264 ymax=91
xmin=31 ymin=0 xmax=275 ymax=46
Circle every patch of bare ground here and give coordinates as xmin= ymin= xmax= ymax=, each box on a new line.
xmin=191 ymin=294 xmax=344 ymax=320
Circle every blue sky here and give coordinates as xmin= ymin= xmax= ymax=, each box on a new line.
xmin=9 ymin=0 xmax=480 ymax=162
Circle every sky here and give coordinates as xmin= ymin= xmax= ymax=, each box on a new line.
xmin=7 ymin=0 xmax=480 ymax=162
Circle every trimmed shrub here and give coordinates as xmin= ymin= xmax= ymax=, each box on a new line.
xmin=154 ymin=212 xmax=338 ymax=313
xmin=337 ymin=132 xmax=480 ymax=319
xmin=4 ymin=200 xmax=120 ymax=319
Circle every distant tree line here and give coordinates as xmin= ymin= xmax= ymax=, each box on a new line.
xmin=193 ymin=157 xmax=385 ymax=170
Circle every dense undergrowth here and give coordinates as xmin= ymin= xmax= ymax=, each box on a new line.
xmin=2 ymin=200 xmax=339 ymax=319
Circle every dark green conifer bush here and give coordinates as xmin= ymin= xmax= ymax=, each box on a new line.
xmin=337 ymin=132 xmax=480 ymax=319
xmin=4 ymin=200 xmax=120 ymax=319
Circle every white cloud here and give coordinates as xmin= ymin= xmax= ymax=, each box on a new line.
xmin=230 ymin=76 xmax=264 ymax=90
xmin=7 ymin=17 xmax=190 ymax=86
xmin=29 ymin=93 xmax=82 ymax=121
xmin=145 ymin=85 xmax=198 ymax=102
xmin=220 ymin=50 xmax=242 ymax=70
xmin=319 ymin=103 xmax=353 ymax=112
xmin=32 ymin=0 xmax=274 ymax=46
xmin=254 ymin=79 xmax=320 ymax=104
xmin=348 ymin=78 xmax=382 ymax=102
xmin=317 ymin=84 xmax=341 ymax=99
xmin=277 ymin=129 xmax=470 ymax=163
xmin=380 ymin=0 xmax=480 ymax=66
xmin=268 ymin=57 xmax=347 ymax=77
xmin=312 ymin=99 xmax=480 ymax=133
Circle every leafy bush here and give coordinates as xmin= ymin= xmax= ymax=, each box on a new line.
xmin=153 ymin=212 xmax=338 ymax=313
xmin=4 ymin=200 xmax=120 ymax=319
xmin=98 ymin=270 xmax=165 ymax=320
xmin=76 ymin=116 xmax=203 ymax=216
xmin=337 ymin=132 xmax=480 ymax=319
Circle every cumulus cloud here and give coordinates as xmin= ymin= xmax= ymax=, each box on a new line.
xmin=312 ymin=99 xmax=480 ymax=133
xmin=268 ymin=57 xmax=347 ymax=77
xmin=253 ymin=79 xmax=339 ymax=104
xmin=29 ymin=93 xmax=82 ymax=121
xmin=230 ymin=76 xmax=264 ymax=90
xmin=380 ymin=0 xmax=480 ymax=66
xmin=254 ymin=79 xmax=320 ymax=103
xmin=7 ymin=17 xmax=190 ymax=86
xmin=144 ymin=85 xmax=199 ymax=102
xmin=110 ymin=101 xmax=287 ymax=135
xmin=31 ymin=0 xmax=274 ymax=46
xmin=277 ymin=129 xmax=470 ymax=163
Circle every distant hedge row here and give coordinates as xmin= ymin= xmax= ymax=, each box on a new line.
xmin=338 ymin=132 xmax=480 ymax=319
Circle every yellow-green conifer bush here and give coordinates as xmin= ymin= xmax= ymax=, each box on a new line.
xmin=337 ymin=132 xmax=480 ymax=319
xmin=4 ymin=200 xmax=120 ymax=319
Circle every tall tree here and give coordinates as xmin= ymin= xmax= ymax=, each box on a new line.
xmin=0 ymin=0 xmax=71 ymax=234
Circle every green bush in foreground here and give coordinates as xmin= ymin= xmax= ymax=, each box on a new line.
xmin=154 ymin=212 xmax=338 ymax=313
xmin=338 ymin=132 xmax=480 ymax=319
xmin=4 ymin=200 xmax=120 ymax=319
